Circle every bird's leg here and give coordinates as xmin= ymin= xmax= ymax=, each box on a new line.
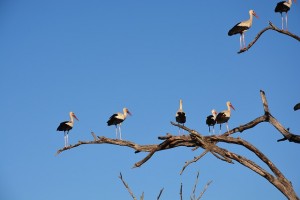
xmin=208 ymin=126 xmax=211 ymax=135
xmin=285 ymin=13 xmax=288 ymax=31
xmin=281 ymin=13 xmax=284 ymax=30
xmin=66 ymin=131 xmax=69 ymax=147
xmin=119 ymin=124 xmax=122 ymax=140
xmin=212 ymin=126 xmax=215 ymax=135
xmin=115 ymin=125 xmax=118 ymax=139
xmin=226 ymin=122 xmax=229 ymax=133
xmin=64 ymin=132 xmax=67 ymax=147
xmin=243 ymin=33 xmax=246 ymax=49
xmin=239 ymin=35 xmax=242 ymax=50
xmin=219 ymin=124 xmax=222 ymax=134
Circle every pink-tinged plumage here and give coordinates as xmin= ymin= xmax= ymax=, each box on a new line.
xmin=215 ymin=101 xmax=235 ymax=133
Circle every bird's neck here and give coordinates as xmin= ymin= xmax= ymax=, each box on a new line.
xmin=123 ymin=111 xmax=127 ymax=119
xmin=248 ymin=13 xmax=253 ymax=26
xmin=69 ymin=113 xmax=74 ymax=123
xmin=179 ymin=100 xmax=183 ymax=110
xmin=227 ymin=105 xmax=231 ymax=112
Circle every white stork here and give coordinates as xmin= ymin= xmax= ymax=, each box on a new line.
xmin=228 ymin=10 xmax=259 ymax=50
xmin=57 ymin=112 xmax=79 ymax=147
xmin=107 ymin=107 xmax=132 ymax=140
xmin=206 ymin=109 xmax=218 ymax=135
xmin=215 ymin=101 xmax=235 ymax=133
xmin=275 ymin=0 xmax=296 ymax=30
xmin=175 ymin=99 xmax=186 ymax=134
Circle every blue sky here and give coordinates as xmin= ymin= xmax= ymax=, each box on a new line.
xmin=0 ymin=0 xmax=299 ymax=199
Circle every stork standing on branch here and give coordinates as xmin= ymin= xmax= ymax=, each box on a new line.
xmin=216 ymin=101 xmax=235 ymax=133
xmin=275 ymin=0 xmax=296 ymax=30
xmin=206 ymin=109 xmax=218 ymax=135
xmin=176 ymin=99 xmax=186 ymax=134
xmin=107 ymin=107 xmax=132 ymax=140
xmin=56 ymin=112 xmax=79 ymax=147
xmin=228 ymin=10 xmax=259 ymax=50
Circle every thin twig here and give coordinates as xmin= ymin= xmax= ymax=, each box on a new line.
xmin=197 ymin=180 xmax=213 ymax=200
xmin=119 ymin=173 xmax=137 ymax=200
xmin=180 ymin=151 xmax=208 ymax=175
xmin=191 ymin=171 xmax=200 ymax=200
xmin=180 ymin=183 xmax=183 ymax=200
xmin=157 ymin=188 xmax=164 ymax=200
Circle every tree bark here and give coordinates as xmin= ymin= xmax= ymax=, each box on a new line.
xmin=56 ymin=90 xmax=299 ymax=200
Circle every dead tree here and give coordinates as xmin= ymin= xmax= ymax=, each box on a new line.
xmin=56 ymin=90 xmax=299 ymax=200
xmin=237 ymin=21 xmax=300 ymax=54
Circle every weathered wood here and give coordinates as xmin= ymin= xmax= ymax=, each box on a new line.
xmin=56 ymin=90 xmax=299 ymax=199
xmin=238 ymin=21 xmax=300 ymax=54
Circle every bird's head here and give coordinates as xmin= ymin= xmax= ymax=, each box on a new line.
xmin=212 ymin=109 xmax=218 ymax=115
xmin=70 ymin=112 xmax=79 ymax=121
xmin=250 ymin=10 xmax=259 ymax=19
xmin=227 ymin=101 xmax=235 ymax=111
xmin=124 ymin=108 xmax=132 ymax=116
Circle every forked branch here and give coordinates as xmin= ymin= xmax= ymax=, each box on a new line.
xmin=238 ymin=21 xmax=300 ymax=54
xmin=56 ymin=90 xmax=299 ymax=199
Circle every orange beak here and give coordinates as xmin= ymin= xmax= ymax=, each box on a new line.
xmin=73 ymin=114 xmax=79 ymax=121
xmin=230 ymin=104 xmax=235 ymax=111
xmin=253 ymin=12 xmax=259 ymax=19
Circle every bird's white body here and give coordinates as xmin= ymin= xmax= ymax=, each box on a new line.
xmin=57 ymin=111 xmax=79 ymax=147
xmin=284 ymin=0 xmax=293 ymax=8
xmin=176 ymin=99 xmax=186 ymax=134
xmin=228 ymin=10 xmax=258 ymax=50
xmin=216 ymin=101 xmax=235 ymax=133
xmin=275 ymin=0 xmax=295 ymax=30
xmin=206 ymin=109 xmax=218 ymax=134
xmin=107 ymin=108 xmax=131 ymax=140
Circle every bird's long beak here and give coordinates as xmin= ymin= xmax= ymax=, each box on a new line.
xmin=127 ymin=110 xmax=132 ymax=116
xmin=73 ymin=114 xmax=79 ymax=121
xmin=230 ymin=104 xmax=235 ymax=111
xmin=253 ymin=12 xmax=259 ymax=19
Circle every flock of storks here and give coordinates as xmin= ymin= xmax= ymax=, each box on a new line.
xmin=56 ymin=100 xmax=235 ymax=147
xmin=228 ymin=0 xmax=296 ymax=50
xmin=56 ymin=0 xmax=297 ymax=147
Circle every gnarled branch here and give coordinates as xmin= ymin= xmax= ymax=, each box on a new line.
xmin=56 ymin=90 xmax=299 ymax=199
xmin=238 ymin=21 xmax=300 ymax=54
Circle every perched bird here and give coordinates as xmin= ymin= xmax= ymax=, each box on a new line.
xmin=228 ymin=10 xmax=259 ymax=50
xmin=176 ymin=99 xmax=186 ymax=134
xmin=206 ymin=109 xmax=218 ymax=135
xmin=216 ymin=101 xmax=235 ymax=133
xmin=294 ymin=103 xmax=300 ymax=111
xmin=275 ymin=0 xmax=296 ymax=30
xmin=57 ymin=112 xmax=79 ymax=147
xmin=107 ymin=107 xmax=132 ymax=140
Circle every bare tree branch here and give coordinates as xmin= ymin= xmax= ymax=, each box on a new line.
xmin=196 ymin=180 xmax=213 ymax=200
xmin=157 ymin=188 xmax=164 ymax=200
xmin=180 ymin=150 xmax=208 ymax=175
xmin=180 ymin=182 xmax=183 ymax=200
xmin=56 ymin=90 xmax=300 ymax=199
xmin=191 ymin=171 xmax=200 ymax=200
xmin=119 ymin=173 xmax=137 ymax=200
xmin=238 ymin=21 xmax=300 ymax=54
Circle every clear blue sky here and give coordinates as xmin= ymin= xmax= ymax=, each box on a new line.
xmin=1 ymin=1 xmax=299 ymax=199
